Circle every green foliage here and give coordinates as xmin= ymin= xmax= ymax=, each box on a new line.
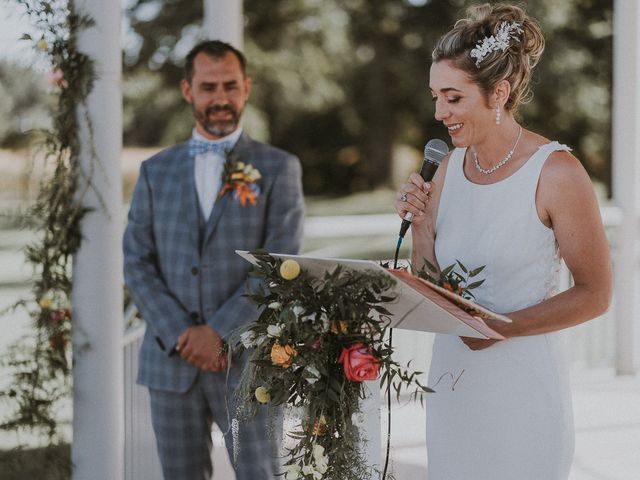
xmin=416 ymin=258 xmax=486 ymax=300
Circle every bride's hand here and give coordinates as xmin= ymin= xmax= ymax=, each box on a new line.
xmin=394 ymin=173 xmax=433 ymax=226
xmin=461 ymin=318 xmax=508 ymax=350
xmin=460 ymin=337 xmax=501 ymax=350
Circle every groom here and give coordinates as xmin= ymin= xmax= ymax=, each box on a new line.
xmin=123 ymin=40 xmax=304 ymax=479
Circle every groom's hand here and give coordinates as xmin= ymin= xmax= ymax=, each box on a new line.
xmin=176 ymin=325 xmax=229 ymax=372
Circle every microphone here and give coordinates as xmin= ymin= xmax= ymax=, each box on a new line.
xmin=398 ymin=139 xmax=449 ymax=239
xmin=392 ymin=139 xmax=448 ymax=269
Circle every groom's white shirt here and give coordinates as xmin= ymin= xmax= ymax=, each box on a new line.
xmin=192 ymin=127 xmax=243 ymax=220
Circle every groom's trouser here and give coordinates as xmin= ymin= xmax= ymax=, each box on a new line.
xmin=149 ymin=367 xmax=281 ymax=480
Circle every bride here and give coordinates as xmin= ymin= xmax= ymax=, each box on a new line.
xmin=394 ymin=4 xmax=612 ymax=479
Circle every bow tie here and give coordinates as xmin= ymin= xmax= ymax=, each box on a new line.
xmin=189 ymin=138 xmax=234 ymax=158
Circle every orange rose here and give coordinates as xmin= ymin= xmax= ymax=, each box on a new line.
xmin=329 ymin=320 xmax=348 ymax=334
xmin=271 ymin=342 xmax=297 ymax=368
xmin=338 ymin=342 xmax=380 ymax=382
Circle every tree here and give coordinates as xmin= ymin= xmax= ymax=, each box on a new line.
xmin=122 ymin=0 xmax=613 ymax=195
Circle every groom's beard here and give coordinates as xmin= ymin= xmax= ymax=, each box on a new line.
xmin=195 ymin=104 xmax=242 ymax=137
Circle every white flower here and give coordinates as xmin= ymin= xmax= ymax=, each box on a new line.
xmin=267 ymin=324 xmax=283 ymax=338
xmin=352 ymin=411 xmax=365 ymax=425
xmin=312 ymin=444 xmax=325 ymax=459
xmin=316 ymin=458 xmax=328 ymax=475
xmin=313 ymin=444 xmax=329 ymax=474
xmin=292 ymin=304 xmax=306 ymax=318
xmin=304 ymin=365 xmax=321 ymax=384
xmin=284 ymin=464 xmax=302 ymax=480
xmin=268 ymin=301 xmax=282 ymax=310
xmin=301 ymin=464 xmax=323 ymax=479
xmin=316 ymin=461 xmax=328 ymax=473
xmin=240 ymin=330 xmax=256 ymax=348
xmin=319 ymin=312 xmax=330 ymax=332
xmin=244 ymin=164 xmax=261 ymax=180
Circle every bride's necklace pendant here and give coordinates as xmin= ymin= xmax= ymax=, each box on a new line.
xmin=473 ymin=126 xmax=523 ymax=175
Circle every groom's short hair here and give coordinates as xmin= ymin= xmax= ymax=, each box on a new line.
xmin=184 ymin=40 xmax=247 ymax=82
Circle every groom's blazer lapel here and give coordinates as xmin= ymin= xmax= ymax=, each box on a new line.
xmin=174 ymin=144 xmax=200 ymax=251
xmin=202 ymin=132 xmax=253 ymax=248
xmin=202 ymin=189 xmax=231 ymax=248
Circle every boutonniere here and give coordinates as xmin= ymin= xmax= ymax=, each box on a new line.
xmin=219 ymin=155 xmax=262 ymax=207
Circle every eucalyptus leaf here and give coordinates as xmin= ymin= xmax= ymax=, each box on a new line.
xmin=441 ymin=264 xmax=455 ymax=276
xmin=467 ymin=280 xmax=485 ymax=289
xmin=469 ymin=265 xmax=486 ymax=277
xmin=456 ymin=259 xmax=468 ymax=273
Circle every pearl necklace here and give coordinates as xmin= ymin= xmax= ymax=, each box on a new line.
xmin=473 ymin=126 xmax=523 ymax=175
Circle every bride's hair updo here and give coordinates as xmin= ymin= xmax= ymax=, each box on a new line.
xmin=432 ymin=3 xmax=545 ymax=113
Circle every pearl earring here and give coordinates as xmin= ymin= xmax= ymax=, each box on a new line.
xmin=495 ymin=104 xmax=501 ymax=125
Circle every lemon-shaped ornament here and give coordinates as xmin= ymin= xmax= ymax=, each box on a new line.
xmin=280 ymin=259 xmax=300 ymax=280
xmin=255 ymin=386 xmax=271 ymax=403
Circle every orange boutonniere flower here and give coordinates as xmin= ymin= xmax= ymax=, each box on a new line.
xmin=219 ymin=158 xmax=262 ymax=206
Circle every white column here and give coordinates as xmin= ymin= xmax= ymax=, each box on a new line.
xmin=71 ymin=0 xmax=124 ymax=478
xmin=612 ymin=0 xmax=640 ymax=375
xmin=203 ymin=0 xmax=243 ymax=49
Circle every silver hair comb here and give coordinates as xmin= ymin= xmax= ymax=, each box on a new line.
xmin=470 ymin=21 xmax=523 ymax=67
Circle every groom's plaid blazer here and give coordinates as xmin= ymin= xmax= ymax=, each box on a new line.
xmin=123 ymin=132 xmax=304 ymax=393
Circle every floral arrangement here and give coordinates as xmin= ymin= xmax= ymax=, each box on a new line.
xmin=219 ymin=153 xmax=262 ymax=206
xmin=231 ymin=252 xmax=433 ymax=480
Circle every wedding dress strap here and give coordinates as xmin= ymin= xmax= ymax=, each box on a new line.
xmin=524 ymin=141 xmax=573 ymax=183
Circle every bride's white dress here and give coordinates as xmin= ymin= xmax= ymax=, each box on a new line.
xmin=427 ymin=142 xmax=575 ymax=479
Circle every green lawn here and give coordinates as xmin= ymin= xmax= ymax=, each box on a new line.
xmin=305 ymin=189 xmax=396 ymax=217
